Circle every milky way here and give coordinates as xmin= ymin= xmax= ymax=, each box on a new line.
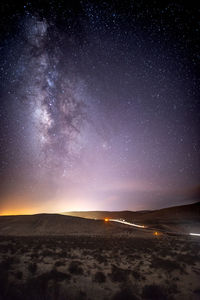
xmin=24 ymin=17 xmax=88 ymax=177
xmin=0 ymin=1 xmax=199 ymax=214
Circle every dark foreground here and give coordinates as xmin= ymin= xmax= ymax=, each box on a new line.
xmin=0 ymin=235 xmax=200 ymax=300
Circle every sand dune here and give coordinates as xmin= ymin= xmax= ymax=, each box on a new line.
xmin=63 ymin=210 xmax=143 ymax=220
xmin=0 ymin=202 xmax=199 ymax=236
xmin=0 ymin=213 xmax=148 ymax=236
xmin=64 ymin=202 xmax=200 ymax=221
xmin=64 ymin=202 xmax=200 ymax=233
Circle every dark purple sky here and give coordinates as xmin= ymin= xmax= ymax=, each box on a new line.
xmin=0 ymin=1 xmax=199 ymax=214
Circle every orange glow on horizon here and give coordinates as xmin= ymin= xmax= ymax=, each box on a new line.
xmin=0 ymin=210 xmax=34 ymax=216
xmin=104 ymin=218 xmax=109 ymax=222
xmin=0 ymin=206 xmax=40 ymax=216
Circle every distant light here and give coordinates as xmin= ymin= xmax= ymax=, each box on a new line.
xmin=154 ymin=231 xmax=159 ymax=236
xmin=190 ymin=233 xmax=200 ymax=237
xmin=109 ymin=219 xmax=145 ymax=228
xmin=104 ymin=218 xmax=109 ymax=222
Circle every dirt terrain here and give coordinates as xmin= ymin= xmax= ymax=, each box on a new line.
xmin=0 ymin=202 xmax=199 ymax=236
xmin=63 ymin=202 xmax=200 ymax=221
xmin=0 ymin=214 xmax=149 ymax=237
xmin=64 ymin=202 xmax=200 ymax=234
xmin=0 ymin=204 xmax=200 ymax=299
xmin=0 ymin=234 xmax=200 ymax=300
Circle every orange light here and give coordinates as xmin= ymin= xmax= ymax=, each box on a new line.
xmin=104 ymin=218 xmax=109 ymax=222
xmin=154 ymin=231 xmax=159 ymax=236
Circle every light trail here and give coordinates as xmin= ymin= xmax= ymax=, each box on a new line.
xmin=189 ymin=233 xmax=200 ymax=237
xmin=109 ymin=219 xmax=145 ymax=228
xmin=105 ymin=218 xmax=200 ymax=237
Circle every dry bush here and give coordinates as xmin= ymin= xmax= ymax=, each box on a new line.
xmin=142 ymin=284 xmax=169 ymax=300
xmin=28 ymin=262 xmax=37 ymax=274
xmin=69 ymin=260 xmax=83 ymax=275
xmin=109 ymin=265 xmax=130 ymax=282
xmin=112 ymin=287 xmax=138 ymax=300
xmin=93 ymin=271 xmax=106 ymax=283
xmin=150 ymin=256 xmax=183 ymax=273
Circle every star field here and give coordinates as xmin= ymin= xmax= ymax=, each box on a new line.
xmin=0 ymin=0 xmax=199 ymax=214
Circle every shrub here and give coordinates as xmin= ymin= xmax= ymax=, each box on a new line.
xmin=55 ymin=260 xmax=64 ymax=267
xmin=78 ymin=291 xmax=87 ymax=299
xmin=151 ymin=256 xmax=183 ymax=273
xmin=132 ymin=270 xmax=142 ymax=280
xmin=112 ymin=288 xmax=138 ymax=300
xmin=109 ymin=265 xmax=129 ymax=282
xmin=57 ymin=250 xmax=68 ymax=258
xmin=28 ymin=262 xmax=37 ymax=274
xmin=41 ymin=249 xmax=54 ymax=257
xmin=93 ymin=253 xmax=107 ymax=264
xmin=142 ymin=284 xmax=169 ymax=300
xmin=0 ymin=256 xmax=15 ymax=270
xmin=94 ymin=271 xmax=106 ymax=283
xmin=48 ymin=269 xmax=70 ymax=281
xmin=69 ymin=261 xmax=83 ymax=275
xmin=15 ymin=271 xmax=23 ymax=280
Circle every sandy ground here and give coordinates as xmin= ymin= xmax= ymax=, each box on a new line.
xmin=0 ymin=234 xmax=200 ymax=300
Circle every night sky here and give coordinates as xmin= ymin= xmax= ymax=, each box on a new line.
xmin=0 ymin=0 xmax=200 ymax=215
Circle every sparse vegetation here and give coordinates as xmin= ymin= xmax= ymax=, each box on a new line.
xmin=28 ymin=262 xmax=37 ymax=274
xmin=109 ymin=265 xmax=130 ymax=282
xmin=93 ymin=271 xmax=106 ymax=283
xmin=0 ymin=235 xmax=199 ymax=299
xmin=69 ymin=260 xmax=83 ymax=275
xmin=112 ymin=287 xmax=138 ymax=300
xmin=142 ymin=284 xmax=169 ymax=300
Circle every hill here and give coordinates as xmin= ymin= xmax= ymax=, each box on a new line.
xmin=63 ymin=202 xmax=200 ymax=221
xmin=0 ymin=202 xmax=199 ymax=236
xmin=0 ymin=213 xmax=147 ymax=236
xmin=63 ymin=202 xmax=200 ymax=233
xmin=62 ymin=210 xmax=152 ymax=221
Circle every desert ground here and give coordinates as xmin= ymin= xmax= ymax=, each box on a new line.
xmin=63 ymin=201 xmax=200 ymax=234
xmin=0 ymin=202 xmax=200 ymax=300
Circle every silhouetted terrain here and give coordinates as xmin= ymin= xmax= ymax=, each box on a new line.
xmin=64 ymin=202 xmax=200 ymax=233
xmin=63 ymin=210 xmax=144 ymax=220
xmin=0 ymin=202 xmax=199 ymax=236
xmin=64 ymin=202 xmax=200 ymax=221
xmin=0 ymin=213 xmax=150 ymax=237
